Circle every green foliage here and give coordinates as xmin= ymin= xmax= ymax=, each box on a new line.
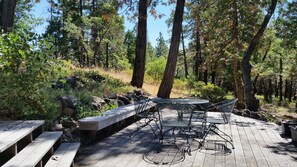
xmin=124 ymin=29 xmax=136 ymax=65
xmin=146 ymin=56 xmax=166 ymax=83
xmin=155 ymin=32 xmax=168 ymax=57
xmin=199 ymin=84 xmax=227 ymax=103
xmin=0 ymin=30 xmax=58 ymax=123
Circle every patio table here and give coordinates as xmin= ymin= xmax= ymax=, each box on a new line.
xmin=151 ymin=98 xmax=209 ymax=156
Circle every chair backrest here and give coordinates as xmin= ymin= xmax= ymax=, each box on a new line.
xmin=157 ymin=103 xmax=195 ymax=127
xmin=135 ymin=99 xmax=151 ymax=115
xmin=216 ymin=99 xmax=238 ymax=123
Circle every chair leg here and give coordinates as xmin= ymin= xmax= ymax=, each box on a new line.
xmin=200 ymin=124 xmax=234 ymax=149
xmin=129 ymin=118 xmax=153 ymax=138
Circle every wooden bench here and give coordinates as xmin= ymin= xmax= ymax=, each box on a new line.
xmin=78 ymin=100 xmax=156 ymax=139
xmin=44 ymin=142 xmax=80 ymax=167
xmin=0 ymin=120 xmax=44 ymax=165
xmin=2 ymin=131 xmax=63 ymax=167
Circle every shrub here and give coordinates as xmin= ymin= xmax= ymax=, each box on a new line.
xmin=0 ymin=30 xmax=59 ymax=124
xmin=200 ymin=84 xmax=227 ymax=103
xmin=146 ymin=56 xmax=166 ymax=84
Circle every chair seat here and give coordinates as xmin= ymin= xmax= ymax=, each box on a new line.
xmin=162 ymin=121 xmax=189 ymax=128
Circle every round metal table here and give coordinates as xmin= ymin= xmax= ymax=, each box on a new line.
xmin=152 ymin=98 xmax=209 ymax=105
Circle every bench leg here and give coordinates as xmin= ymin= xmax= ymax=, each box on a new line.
xmin=89 ymin=130 xmax=97 ymax=141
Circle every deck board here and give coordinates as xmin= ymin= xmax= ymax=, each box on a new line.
xmin=75 ymin=114 xmax=297 ymax=167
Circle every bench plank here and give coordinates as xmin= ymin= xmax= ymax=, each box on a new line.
xmin=79 ymin=100 xmax=156 ymax=131
xmin=0 ymin=120 xmax=44 ymax=153
xmin=45 ymin=142 xmax=80 ymax=167
xmin=2 ymin=131 xmax=62 ymax=167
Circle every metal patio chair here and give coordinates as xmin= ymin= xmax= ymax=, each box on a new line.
xmin=129 ymin=99 xmax=158 ymax=138
xmin=157 ymin=103 xmax=196 ymax=155
xmin=201 ymin=98 xmax=238 ymax=149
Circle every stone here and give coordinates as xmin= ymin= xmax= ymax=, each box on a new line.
xmin=50 ymin=122 xmax=64 ymax=131
xmin=56 ymin=95 xmax=79 ymax=109
xmin=232 ymin=108 xmax=242 ymax=116
xmin=90 ymin=96 xmax=105 ymax=110
xmin=242 ymin=109 xmax=251 ymax=117
xmin=107 ymin=93 xmax=117 ymax=99
xmin=118 ymin=95 xmax=131 ymax=105
xmin=250 ymin=112 xmax=260 ymax=119
xmin=104 ymin=98 xmax=111 ymax=104
xmin=62 ymin=107 xmax=75 ymax=116
xmin=62 ymin=120 xmax=75 ymax=128
xmin=134 ymin=89 xmax=144 ymax=96
xmin=117 ymin=99 xmax=125 ymax=106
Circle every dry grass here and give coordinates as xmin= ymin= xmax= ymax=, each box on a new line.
xmin=261 ymin=104 xmax=297 ymax=121
xmin=96 ymin=68 xmax=186 ymax=98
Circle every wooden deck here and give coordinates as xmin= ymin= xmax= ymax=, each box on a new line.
xmin=75 ymin=114 xmax=297 ymax=167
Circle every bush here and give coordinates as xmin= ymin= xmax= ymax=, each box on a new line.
xmin=146 ymin=56 xmax=166 ymax=84
xmin=200 ymin=84 xmax=227 ymax=103
xmin=0 ymin=30 xmax=59 ymax=124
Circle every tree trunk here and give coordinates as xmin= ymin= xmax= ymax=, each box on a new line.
xmin=204 ymin=69 xmax=208 ymax=85
xmin=193 ymin=10 xmax=202 ymax=80
xmin=275 ymin=79 xmax=279 ymax=97
xmin=285 ymin=79 xmax=288 ymax=99
xmin=279 ymin=57 xmax=283 ymax=103
xmin=131 ymin=0 xmax=147 ymax=88
xmin=289 ymin=78 xmax=293 ymax=102
xmin=230 ymin=0 xmax=245 ymax=108
xmin=181 ymin=30 xmax=188 ymax=78
xmin=263 ymin=79 xmax=269 ymax=102
xmin=0 ymin=0 xmax=17 ymax=32
xmin=157 ymin=0 xmax=185 ymax=98
xmin=105 ymin=42 xmax=109 ymax=68
xmin=241 ymin=0 xmax=277 ymax=111
xmin=211 ymin=71 xmax=215 ymax=85
xmin=268 ymin=78 xmax=273 ymax=102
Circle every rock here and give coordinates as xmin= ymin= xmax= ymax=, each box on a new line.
xmin=118 ymin=95 xmax=131 ymax=105
xmin=56 ymin=95 xmax=79 ymax=109
xmin=233 ymin=108 xmax=242 ymax=116
xmin=53 ymin=75 xmax=83 ymax=89
xmin=117 ymin=99 xmax=125 ymax=106
xmin=104 ymin=98 xmax=111 ymax=104
xmin=130 ymin=94 xmax=141 ymax=102
xmin=250 ymin=112 xmax=260 ymax=119
xmin=242 ymin=109 xmax=251 ymax=117
xmin=88 ymin=74 xmax=105 ymax=82
xmin=107 ymin=93 xmax=117 ymax=99
xmin=62 ymin=107 xmax=75 ymax=116
xmin=134 ymin=89 xmax=144 ymax=96
xmin=65 ymin=75 xmax=84 ymax=89
xmin=50 ymin=122 xmax=64 ymax=131
xmin=62 ymin=120 xmax=75 ymax=128
xmin=90 ymin=96 xmax=105 ymax=110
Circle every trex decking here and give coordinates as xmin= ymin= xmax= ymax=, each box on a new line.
xmin=75 ymin=114 xmax=297 ymax=167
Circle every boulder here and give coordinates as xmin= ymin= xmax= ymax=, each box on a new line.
xmin=61 ymin=107 xmax=76 ymax=116
xmin=50 ymin=122 xmax=64 ymax=131
xmin=250 ymin=112 xmax=260 ymax=119
xmin=56 ymin=95 xmax=79 ymax=109
xmin=90 ymin=96 xmax=105 ymax=110
xmin=118 ymin=95 xmax=131 ymax=105
xmin=107 ymin=93 xmax=117 ymax=99
xmin=117 ymin=99 xmax=125 ymax=106
xmin=232 ymin=108 xmax=242 ymax=116
xmin=134 ymin=89 xmax=144 ymax=96
xmin=242 ymin=109 xmax=251 ymax=117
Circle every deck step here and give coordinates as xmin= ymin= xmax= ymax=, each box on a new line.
xmin=0 ymin=120 xmax=44 ymax=153
xmin=2 ymin=131 xmax=62 ymax=167
xmin=45 ymin=142 xmax=80 ymax=167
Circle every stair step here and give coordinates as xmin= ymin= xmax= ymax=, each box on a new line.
xmin=45 ymin=142 xmax=80 ymax=167
xmin=3 ymin=131 xmax=62 ymax=167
